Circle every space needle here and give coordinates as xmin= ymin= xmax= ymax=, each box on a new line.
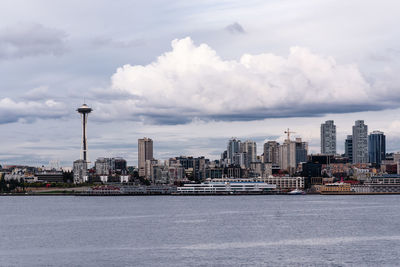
xmin=77 ymin=103 xmax=92 ymax=162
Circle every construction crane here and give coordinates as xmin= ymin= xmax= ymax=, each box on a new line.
xmin=284 ymin=128 xmax=296 ymax=142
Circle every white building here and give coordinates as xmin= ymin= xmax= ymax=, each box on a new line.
xmin=73 ymin=159 xmax=88 ymax=183
xmin=263 ymin=176 xmax=304 ymax=190
xmin=177 ymin=181 xmax=276 ymax=194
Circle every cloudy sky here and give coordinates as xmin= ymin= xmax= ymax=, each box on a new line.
xmin=1 ymin=0 xmax=400 ymax=167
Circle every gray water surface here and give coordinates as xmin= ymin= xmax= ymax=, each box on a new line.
xmin=1 ymin=195 xmax=400 ymax=266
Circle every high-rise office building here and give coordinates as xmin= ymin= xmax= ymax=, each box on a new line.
xmin=263 ymin=141 xmax=279 ymax=165
xmin=242 ymin=140 xmax=257 ymax=167
xmin=345 ymin=135 xmax=353 ymax=163
xmin=138 ymin=137 xmax=153 ymax=177
xmin=352 ymin=120 xmax=368 ymax=163
xmin=321 ymin=120 xmax=336 ymax=154
xmin=368 ymin=131 xmax=386 ymax=165
xmin=279 ymin=138 xmax=308 ymax=174
xmin=227 ymin=138 xmax=241 ymax=165
xmin=295 ymin=138 xmax=308 ymax=165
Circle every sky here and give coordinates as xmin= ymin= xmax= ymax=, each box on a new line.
xmin=1 ymin=0 xmax=400 ymax=167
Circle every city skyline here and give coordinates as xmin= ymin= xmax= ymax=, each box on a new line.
xmin=1 ymin=115 xmax=400 ymax=167
xmin=1 ymin=1 xmax=400 ymax=166
xmin=2 ymin=2 xmax=400 ymax=266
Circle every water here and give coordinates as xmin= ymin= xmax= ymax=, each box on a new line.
xmin=1 ymin=195 xmax=400 ymax=266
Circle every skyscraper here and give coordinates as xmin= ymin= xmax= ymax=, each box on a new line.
xmin=138 ymin=137 xmax=153 ymax=177
xmin=352 ymin=120 xmax=368 ymax=164
xmin=278 ymin=138 xmax=308 ymax=175
xmin=345 ymin=135 xmax=353 ymax=163
xmin=320 ymin=120 xmax=336 ymax=154
xmin=368 ymin=131 xmax=386 ymax=165
xmin=227 ymin=138 xmax=241 ymax=165
xmin=242 ymin=140 xmax=257 ymax=167
xmin=279 ymin=140 xmax=295 ymax=173
xmin=295 ymin=138 xmax=308 ymax=165
xmin=263 ymin=141 xmax=279 ymax=164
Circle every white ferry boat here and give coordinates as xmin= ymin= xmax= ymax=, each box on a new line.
xmin=177 ymin=181 xmax=276 ymax=194
xmin=288 ymin=188 xmax=306 ymax=195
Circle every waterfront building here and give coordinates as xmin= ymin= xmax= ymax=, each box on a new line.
xmin=353 ymin=175 xmax=400 ymax=193
xmin=345 ymin=135 xmax=353 ymax=163
xmin=263 ymin=141 xmax=279 ymax=165
xmin=263 ymin=176 xmax=305 ymax=191
xmin=320 ymin=120 xmax=336 ymax=154
xmin=352 ymin=120 xmax=368 ymax=164
xmin=36 ymin=171 xmax=64 ymax=183
xmin=368 ymin=131 xmax=386 ymax=166
xmin=138 ymin=137 xmax=153 ymax=177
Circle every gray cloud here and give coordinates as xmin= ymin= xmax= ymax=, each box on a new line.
xmin=91 ymin=36 xmax=145 ymax=49
xmin=225 ymin=22 xmax=245 ymax=34
xmin=0 ymin=23 xmax=67 ymax=59
xmin=23 ymin=86 xmax=51 ymax=101
xmin=0 ymin=97 xmax=68 ymax=124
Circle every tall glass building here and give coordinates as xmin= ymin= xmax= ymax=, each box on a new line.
xmin=345 ymin=135 xmax=353 ymax=163
xmin=352 ymin=120 xmax=368 ymax=164
xmin=368 ymin=131 xmax=386 ymax=165
xmin=227 ymin=138 xmax=241 ymax=165
xmin=320 ymin=120 xmax=336 ymax=154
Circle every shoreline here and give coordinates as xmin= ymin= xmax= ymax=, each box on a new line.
xmin=3 ymin=192 xmax=400 ymax=196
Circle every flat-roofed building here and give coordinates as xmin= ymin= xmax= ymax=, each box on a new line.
xmin=138 ymin=137 xmax=153 ymax=177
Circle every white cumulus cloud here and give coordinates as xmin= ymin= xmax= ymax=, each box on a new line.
xmin=98 ymin=37 xmax=379 ymax=124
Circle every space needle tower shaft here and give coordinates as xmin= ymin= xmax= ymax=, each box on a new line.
xmin=77 ymin=103 xmax=92 ymax=162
